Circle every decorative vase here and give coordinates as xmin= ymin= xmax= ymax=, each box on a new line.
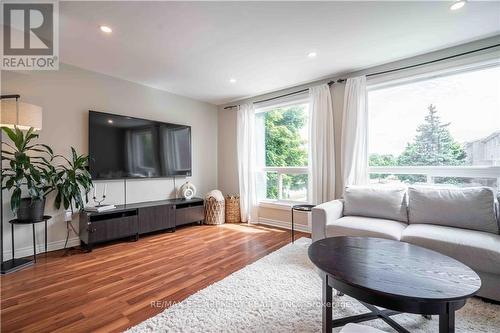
xmin=179 ymin=181 xmax=197 ymax=200
xmin=17 ymin=198 xmax=46 ymax=221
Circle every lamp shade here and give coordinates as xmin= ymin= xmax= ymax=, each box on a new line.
xmin=0 ymin=99 xmax=43 ymax=130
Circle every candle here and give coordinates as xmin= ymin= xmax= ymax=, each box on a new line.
xmin=93 ymin=186 xmax=97 ymax=198
xmin=103 ymin=184 xmax=107 ymax=197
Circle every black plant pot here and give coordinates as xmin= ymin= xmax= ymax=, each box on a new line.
xmin=17 ymin=198 xmax=46 ymax=221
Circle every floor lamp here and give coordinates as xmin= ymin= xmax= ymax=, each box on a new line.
xmin=0 ymin=94 xmax=43 ymax=274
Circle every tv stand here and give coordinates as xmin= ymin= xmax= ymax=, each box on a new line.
xmin=79 ymin=197 xmax=204 ymax=251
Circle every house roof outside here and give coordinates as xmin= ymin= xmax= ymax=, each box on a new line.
xmin=464 ymin=131 xmax=500 ymax=166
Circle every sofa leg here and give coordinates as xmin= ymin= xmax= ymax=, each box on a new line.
xmin=423 ymin=315 xmax=432 ymax=320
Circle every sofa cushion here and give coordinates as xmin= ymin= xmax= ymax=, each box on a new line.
xmin=343 ymin=186 xmax=408 ymax=222
xmin=326 ymin=216 xmax=407 ymax=241
xmin=408 ymin=186 xmax=498 ymax=234
xmin=401 ymin=224 xmax=500 ymax=275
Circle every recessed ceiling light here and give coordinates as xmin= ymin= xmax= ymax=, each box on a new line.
xmin=308 ymin=52 xmax=317 ymax=58
xmin=99 ymin=25 xmax=112 ymax=33
xmin=107 ymin=119 xmax=113 ymax=124
xmin=450 ymin=0 xmax=466 ymax=10
xmin=229 ymin=78 xmax=237 ymax=84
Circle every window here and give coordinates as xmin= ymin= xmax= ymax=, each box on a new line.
xmin=255 ymin=100 xmax=310 ymax=203
xmin=368 ymin=64 xmax=500 ymax=191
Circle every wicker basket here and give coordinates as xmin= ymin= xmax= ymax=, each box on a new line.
xmin=204 ymin=191 xmax=225 ymax=225
xmin=225 ymin=195 xmax=241 ymax=223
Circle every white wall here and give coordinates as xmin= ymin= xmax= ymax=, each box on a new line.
xmin=217 ymin=107 xmax=239 ymax=195
xmin=1 ymin=64 xmax=218 ymax=259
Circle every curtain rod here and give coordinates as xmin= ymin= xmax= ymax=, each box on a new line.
xmin=328 ymin=43 xmax=500 ymax=86
xmin=224 ymin=43 xmax=500 ymax=110
xmin=223 ymin=89 xmax=308 ymax=110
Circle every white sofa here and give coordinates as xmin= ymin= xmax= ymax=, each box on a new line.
xmin=312 ymin=186 xmax=500 ymax=302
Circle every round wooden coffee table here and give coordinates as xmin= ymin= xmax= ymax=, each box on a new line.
xmin=308 ymin=237 xmax=481 ymax=333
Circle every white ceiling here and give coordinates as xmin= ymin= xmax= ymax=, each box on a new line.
xmin=59 ymin=1 xmax=500 ymax=105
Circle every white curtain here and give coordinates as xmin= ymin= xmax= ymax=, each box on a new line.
xmin=341 ymin=76 xmax=369 ymax=187
xmin=237 ymin=103 xmax=258 ymax=223
xmin=309 ymin=84 xmax=335 ymax=204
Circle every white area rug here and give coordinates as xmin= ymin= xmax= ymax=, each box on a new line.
xmin=127 ymin=238 xmax=500 ymax=333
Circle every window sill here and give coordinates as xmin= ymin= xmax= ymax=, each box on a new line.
xmin=258 ymin=200 xmax=308 ymax=211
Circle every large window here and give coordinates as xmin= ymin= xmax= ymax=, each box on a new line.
xmin=256 ymin=100 xmax=309 ymax=202
xmin=368 ymin=64 xmax=500 ymax=191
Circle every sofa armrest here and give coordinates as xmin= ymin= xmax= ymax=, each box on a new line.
xmin=312 ymin=200 xmax=344 ymax=242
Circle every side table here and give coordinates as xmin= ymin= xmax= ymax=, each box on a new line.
xmin=291 ymin=204 xmax=315 ymax=243
xmin=6 ymin=216 xmax=51 ymax=271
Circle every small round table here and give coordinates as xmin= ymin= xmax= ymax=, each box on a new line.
xmin=9 ymin=216 xmax=51 ymax=263
xmin=291 ymin=204 xmax=315 ymax=243
xmin=308 ymin=236 xmax=481 ymax=333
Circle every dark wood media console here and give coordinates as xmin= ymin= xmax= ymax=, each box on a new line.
xmin=79 ymin=198 xmax=204 ymax=251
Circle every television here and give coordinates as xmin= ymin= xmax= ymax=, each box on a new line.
xmin=89 ymin=111 xmax=192 ymax=180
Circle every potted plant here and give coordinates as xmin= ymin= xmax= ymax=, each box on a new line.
xmin=52 ymin=147 xmax=93 ymax=214
xmin=1 ymin=127 xmax=54 ymax=220
xmin=2 ymin=126 xmax=93 ymax=220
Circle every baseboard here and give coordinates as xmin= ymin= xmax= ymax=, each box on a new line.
xmin=3 ymin=219 xmax=308 ymax=259
xmin=258 ymin=218 xmax=311 ymax=233
xmin=2 ymin=236 xmax=80 ymax=260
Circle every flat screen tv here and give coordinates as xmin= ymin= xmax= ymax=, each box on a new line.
xmin=89 ymin=111 xmax=192 ymax=180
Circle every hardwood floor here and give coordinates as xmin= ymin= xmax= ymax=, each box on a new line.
xmin=1 ymin=223 xmax=308 ymax=333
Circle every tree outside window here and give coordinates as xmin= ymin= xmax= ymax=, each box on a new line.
xmin=258 ymin=104 xmax=309 ymax=201
xmin=368 ymin=65 xmax=500 ymax=189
